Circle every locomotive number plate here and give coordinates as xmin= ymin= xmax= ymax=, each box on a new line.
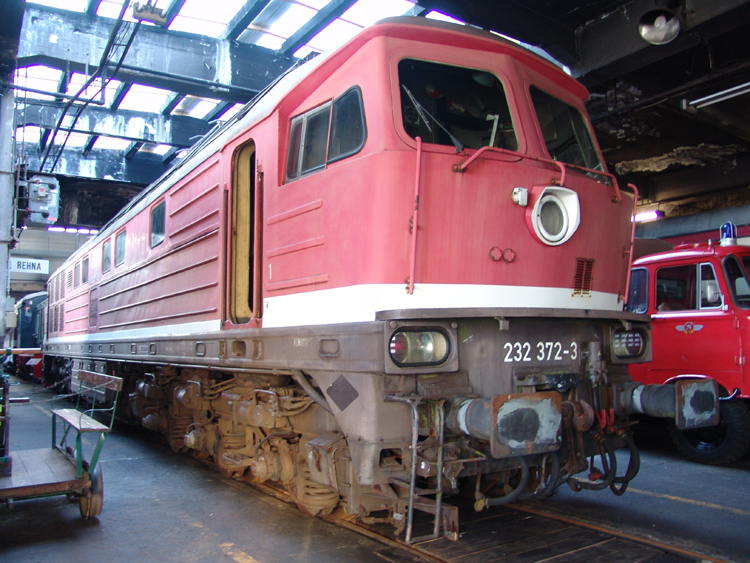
xmin=503 ymin=341 xmax=579 ymax=363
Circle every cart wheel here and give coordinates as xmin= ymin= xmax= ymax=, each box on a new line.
xmin=79 ymin=464 xmax=103 ymax=519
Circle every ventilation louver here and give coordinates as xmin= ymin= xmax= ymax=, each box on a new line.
xmin=573 ymin=258 xmax=595 ymax=296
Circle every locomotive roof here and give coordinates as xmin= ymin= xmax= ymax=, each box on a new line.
xmin=55 ymin=17 xmax=588 ymax=271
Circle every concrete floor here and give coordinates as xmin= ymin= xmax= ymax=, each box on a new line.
xmin=2 ymin=377 xmax=749 ymax=563
xmin=0 ymin=378 xmax=422 ymax=563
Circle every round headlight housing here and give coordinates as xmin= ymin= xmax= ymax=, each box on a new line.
xmin=527 ymin=186 xmax=581 ymax=246
xmin=537 ymin=195 xmax=568 ymax=243
xmin=612 ymin=329 xmax=647 ymax=359
xmin=389 ymin=330 xmax=450 ymax=367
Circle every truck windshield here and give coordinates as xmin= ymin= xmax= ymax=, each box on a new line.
xmin=723 ymin=255 xmax=750 ymax=308
xmin=398 ymin=59 xmax=517 ymax=151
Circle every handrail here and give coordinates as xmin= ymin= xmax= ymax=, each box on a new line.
xmin=408 ymin=137 xmax=423 ymax=295
xmin=451 ymin=145 xmax=625 ymax=203
xmin=623 ymin=183 xmax=640 ymax=304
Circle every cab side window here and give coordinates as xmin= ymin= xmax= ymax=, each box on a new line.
xmin=286 ymin=86 xmax=366 ymax=182
xmin=115 ymin=230 xmax=126 ymax=267
xmin=151 ymin=201 xmax=166 ymax=248
xmin=102 ymin=239 xmax=111 ymax=273
xmin=699 ymin=263 xmax=722 ymax=309
xmin=724 ymin=255 xmax=750 ymax=307
xmin=656 ymin=265 xmax=696 ymax=312
xmin=626 ymin=268 xmax=648 ymax=314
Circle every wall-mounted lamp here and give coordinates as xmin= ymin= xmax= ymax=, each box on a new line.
xmin=638 ymin=9 xmax=681 ymax=45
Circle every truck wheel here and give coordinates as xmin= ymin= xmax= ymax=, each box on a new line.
xmin=668 ymin=400 xmax=750 ymax=465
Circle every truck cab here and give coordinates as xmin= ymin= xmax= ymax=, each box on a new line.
xmin=628 ymin=223 xmax=750 ymax=464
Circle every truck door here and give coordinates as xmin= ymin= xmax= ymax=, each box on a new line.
xmin=648 ymin=262 xmax=741 ymax=385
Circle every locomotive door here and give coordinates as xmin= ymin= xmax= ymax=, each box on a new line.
xmin=229 ymin=140 xmax=261 ymax=324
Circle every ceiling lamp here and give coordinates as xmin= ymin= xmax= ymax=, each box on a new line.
xmin=638 ymin=9 xmax=681 ymax=45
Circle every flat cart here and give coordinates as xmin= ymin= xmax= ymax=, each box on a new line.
xmin=0 ymin=370 xmax=122 ymax=518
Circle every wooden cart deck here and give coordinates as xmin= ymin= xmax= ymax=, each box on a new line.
xmin=0 ymin=448 xmax=88 ymax=500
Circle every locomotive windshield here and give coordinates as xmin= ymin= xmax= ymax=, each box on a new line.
xmin=529 ymin=87 xmax=603 ymax=171
xmin=398 ymin=59 xmax=517 ymax=151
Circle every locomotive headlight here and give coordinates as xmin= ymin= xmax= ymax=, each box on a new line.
xmin=527 ymin=187 xmax=580 ymax=246
xmin=389 ymin=330 xmax=450 ymax=366
xmin=612 ymin=329 xmax=647 ymax=359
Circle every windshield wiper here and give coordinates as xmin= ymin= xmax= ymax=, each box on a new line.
xmin=401 ymin=85 xmax=465 ymax=153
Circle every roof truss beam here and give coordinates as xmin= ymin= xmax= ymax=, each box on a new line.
xmin=18 ymin=101 xmax=211 ymax=147
xmin=221 ymin=0 xmax=273 ymax=40
xmin=18 ymin=5 xmax=294 ymax=104
xmin=280 ymin=0 xmax=359 ymax=57
xmin=19 ymin=143 xmax=168 ymax=184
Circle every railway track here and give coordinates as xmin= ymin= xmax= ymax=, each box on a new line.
xmin=243 ymin=477 xmax=727 ymax=563
xmin=330 ymin=500 xmax=728 ymax=563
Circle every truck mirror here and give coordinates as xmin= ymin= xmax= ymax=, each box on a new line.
xmin=705 ymin=281 xmax=721 ymax=304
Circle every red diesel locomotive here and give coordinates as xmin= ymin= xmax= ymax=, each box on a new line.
xmin=43 ymin=18 xmax=717 ymax=541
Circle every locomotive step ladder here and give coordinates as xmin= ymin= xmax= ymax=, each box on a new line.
xmin=0 ymin=369 xmax=122 ymax=519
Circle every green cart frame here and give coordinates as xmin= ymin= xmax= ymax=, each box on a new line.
xmin=0 ymin=370 xmax=122 ymax=519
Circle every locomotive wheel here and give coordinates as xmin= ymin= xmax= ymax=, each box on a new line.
xmin=79 ymin=465 xmax=104 ymax=519
xmin=668 ymin=400 xmax=750 ymax=466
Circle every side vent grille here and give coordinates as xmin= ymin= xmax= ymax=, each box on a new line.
xmin=573 ymin=258 xmax=595 ymax=296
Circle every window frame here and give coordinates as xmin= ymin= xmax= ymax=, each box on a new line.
xmin=723 ymin=255 xmax=750 ymax=309
xmin=285 ymin=86 xmax=367 ymax=183
xmin=396 ymin=58 xmax=519 ymax=152
xmin=102 ymin=239 xmax=112 ymax=274
xmin=655 ymin=264 xmax=697 ymax=312
xmin=115 ymin=229 xmax=127 ymax=268
xmin=150 ymin=199 xmax=166 ymax=248
xmin=528 ymin=85 xmax=603 ymax=172
xmin=82 ymin=256 xmax=89 ymax=284
xmin=626 ymin=267 xmax=649 ymax=314
xmin=74 ymin=262 xmax=80 ymax=289
xmin=698 ymin=262 xmax=723 ymax=310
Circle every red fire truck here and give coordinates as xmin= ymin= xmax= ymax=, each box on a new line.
xmin=628 ymin=223 xmax=750 ymax=465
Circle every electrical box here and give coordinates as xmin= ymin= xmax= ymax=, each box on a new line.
xmin=24 ymin=175 xmax=60 ymax=226
xmin=4 ymin=312 xmax=17 ymax=329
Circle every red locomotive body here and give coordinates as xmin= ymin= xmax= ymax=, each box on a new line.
xmin=43 ymin=18 xmax=717 ymax=540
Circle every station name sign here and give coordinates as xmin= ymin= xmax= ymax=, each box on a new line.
xmin=8 ymin=257 xmax=49 ymax=274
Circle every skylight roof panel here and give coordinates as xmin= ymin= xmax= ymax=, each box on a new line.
xmin=116 ymin=84 xmax=172 ymax=113
xmin=13 ymin=66 xmax=63 ymax=101
xmin=96 ymin=0 xmax=141 ymax=22
xmin=15 ymin=126 xmax=42 ymax=144
xmin=253 ymin=33 xmax=286 ymax=50
xmin=177 ymin=0 xmax=247 ymax=24
xmin=341 ymin=0 xmax=415 ymax=28
xmin=425 ymin=11 xmax=465 ymax=25
xmin=91 ymin=136 xmax=133 ymax=150
xmin=25 ymin=0 xmax=87 ymax=12
xmin=168 ymin=0 xmax=248 ymax=37
xmin=168 ymin=16 xmax=226 ymax=38
xmin=298 ymin=0 xmax=331 ymax=9
xmin=52 ymin=131 xmax=88 ymax=147
xmin=65 ymin=73 xmax=122 ymax=105
xmin=265 ymin=2 xmax=317 ymax=39
xmin=306 ymin=18 xmax=361 ymax=52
